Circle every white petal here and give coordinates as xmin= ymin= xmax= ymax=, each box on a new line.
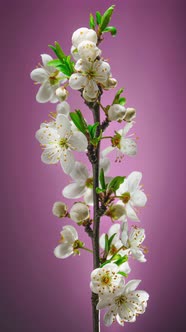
xmin=56 ymin=101 xmax=70 ymax=116
xmin=124 ymin=280 xmax=141 ymax=294
xmin=62 ymin=183 xmax=85 ymax=199
xmin=97 ymin=297 xmax=113 ymax=310
xmin=41 ymin=54 xmax=53 ymax=68
xmin=63 ymin=225 xmax=78 ymax=241
xmin=70 ymin=161 xmax=89 ymax=182
xmin=36 ymin=81 xmax=53 ymax=103
xmin=116 ymin=315 xmax=125 ymax=326
xmin=127 ymin=171 xmax=142 ymax=193
xmin=56 ymin=114 xmax=71 ymax=137
xmin=104 ymin=309 xmax=115 ymax=327
xmin=131 ymin=190 xmax=147 ymax=207
xmin=68 ymin=132 xmax=88 ymax=151
xmin=100 ymin=157 xmax=110 ymax=175
xmin=41 ymin=147 xmax=61 ymax=164
xmin=35 ymin=127 xmax=59 ymax=145
xmin=108 ymin=224 xmax=120 ymax=240
xmin=69 ymin=73 xmax=87 ymax=90
xmin=60 ymin=150 xmax=75 ymax=174
xmin=94 ymin=60 xmax=110 ymax=83
xmin=116 ymin=180 xmax=129 ymax=196
xmin=102 ymin=146 xmax=115 ymax=157
xmin=119 ymin=261 xmax=131 ymax=274
xmin=108 ymin=104 xmax=126 ymax=121
xmin=122 ymin=122 xmax=134 ymax=136
xmin=71 ymin=45 xmax=80 ymax=61
xmin=121 ymin=222 xmax=128 ymax=246
xmin=125 ymin=204 xmax=139 ymax=221
xmin=133 ymin=290 xmax=149 ymax=302
xmin=70 ymin=202 xmax=89 ymax=222
xmin=54 ymin=244 xmax=73 ymax=259
xmin=120 ymin=138 xmax=137 ymax=156
xmin=75 ymin=58 xmax=90 ymax=72
xmin=99 ymin=233 xmax=106 ymax=250
xmin=84 ymin=188 xmax=93 ymax=205
xmin=30 ymin=68 xmax=48 ymax=83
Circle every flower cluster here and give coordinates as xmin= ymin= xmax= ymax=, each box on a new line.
xmin=31 ymin=5 xmax=149 ymax=330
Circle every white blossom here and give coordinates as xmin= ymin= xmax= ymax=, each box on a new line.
xmin=90 ymin=263 xmax=124 ymax=297
xmin=72 ymin=27 xmax=97 ymax=48
xmin=30 ymin=54 xmax=66 ymax=103
xmin=35 ymin=114 xmax=87 ymax=174
xmin=69 ymin=59 xmax=111 ymax=102
xmin=102 ymin=122 xmax=137 ymax=159
xmin=97 ymin=279 xmax=149 ymax=327
xmin=54 ymin=225 xmax=78 ymax=259
xmin=52 ymin=201 xmax=67 ymax=218
xmin=121 ymin=223 xmax=147 ymax=262
xmin=116 ymin=171 xmax=147 ymax=221
xmin=63 ymin=157 xmax=110 ymax=205
xmin=70 ymin=202 xmax=89 ymax=223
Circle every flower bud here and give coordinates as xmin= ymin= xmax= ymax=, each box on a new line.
xmin=123 ymin=108 xmax=136 ymax=122
xmin=56 ymin=101 xmax=70 ymax=116
xmin=52 ymin=202 xmax=67 ymax=218
xmin=104 ymin=77 xmax=118 ymax=90
xmin=108 ymin=104 xmax=126 ymax=121
xmin=106 ymin=204 xmax=126 ymax=221
xmin=56 ymin=87 xmax=69 ymax=102
xmin=72 ymin=27 xmax=97 ymax=48
xmin=70 ymin=202 xmax=90 ymax=223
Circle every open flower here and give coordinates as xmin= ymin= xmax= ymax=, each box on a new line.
xmin=90 ymin=263 xmax=125 ymax=297
xmin=62 ymin=157 xmax=110 ymax=205
xmin=116 ymin=171 xmax=147 ymax=221
xmin=54 ymin=225 xmax=78 ymax=259
xmin=121 ymin=223 xmax=147 ymax=262
xmin=69 ymin=59 xmax=111 ymax=102
xmin=35 ymin=114 xmax=87 ymax=174
xmin=30 ymin=54 xmax=66 ymax=103
xmin=97 ymin=280 xmax=149 ymax=327
xmin=102 ymin=122 xmax=137 ymax=160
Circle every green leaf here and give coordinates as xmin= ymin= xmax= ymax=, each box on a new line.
xmin=47 ymin=59 xmax=61 ymax=67
xmin=118 ymin=97 xmax=126 ymax=106
xmin=111 ymin=254 xmax=122 ymax=261
xmin=114 ymin=255 xmax=128 ymax=266
xmin=108 ymin=233 xmax=117 ymax=251
xmin=100 ymin=259 xmax=111 ymax=268
xmin=70 ymin=110 xmax=87 ymax=134
xmin=100 ymin=5 xmax=115 ymax=32
xmin=96 ymin=187 xmax=106 ymax=194
xmin=54 ymin=41 xmax=66 ymax=61
xmin=118 ymin=271 xmax=128 ymax=277
xmin=99 ymin=168 xmax=106 ymax=190
xmin=76 ymin=110 xmax=87 ymax=131
xmin=108 ymin=176 xmax=125 ymax=192
xmin=112 ymin=88 xmax=124 ymax=104
xmin=96 ymin=11 xmax=102 ymax=25
xmin=103 ymin=26 xmax=117 ymax=36
xmin=87 ymin=122 xmax=99 ymax=139
xmin=89 ymin=14 xmax=95 ymax=29
xmin=104 ymin=234 xmax=109 ymax=254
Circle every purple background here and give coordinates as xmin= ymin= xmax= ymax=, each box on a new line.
xmin=1 ymin=0 xmax=186 ymax=331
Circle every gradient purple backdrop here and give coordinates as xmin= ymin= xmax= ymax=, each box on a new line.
xmin=1 ymin=0 xmax=186 ymax=331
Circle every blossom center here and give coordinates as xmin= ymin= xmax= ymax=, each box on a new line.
xmin=86 ymin=177 xmax=93 ymax=188
xmin=111 ymin=133 xmax=121 ymax=148
xmin=101 ymin=274 xmax=111 ymax=285
xmin=49 ymin=70 xmax=60 ymax=86
xmin=110 ymin=245 xmax=118 ymax=255
xmin=85 ymin=69 xmax=95 ymax=80
xmin=115 ymin=295 xmax=127 ymax=306
xmin=121 ymin=192 xmax=131 ymax=204
xmin=59 ymin=138 xmax=68 ymax=149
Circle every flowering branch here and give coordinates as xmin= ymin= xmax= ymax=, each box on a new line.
xmin=31 ymin=4 xmax=149 ymax=332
